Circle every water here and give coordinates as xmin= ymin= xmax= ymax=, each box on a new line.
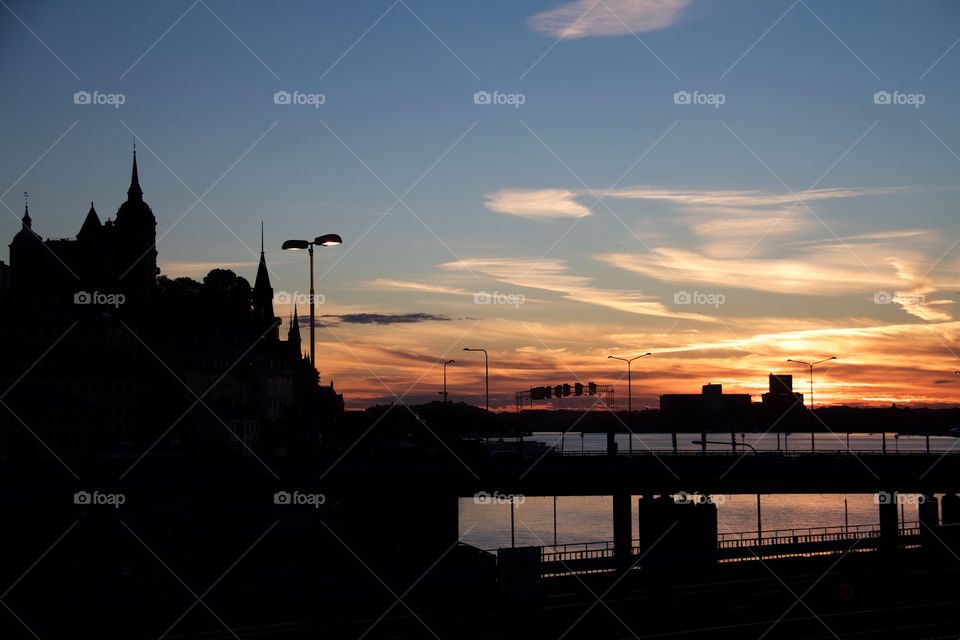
xmin=458 ymin=432 xmax=955 ymax=550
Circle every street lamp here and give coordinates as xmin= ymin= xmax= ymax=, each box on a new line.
xmin=607 ymin=353 xmax=652 ymax=413
xmin=787 ymin=356 xmax=836 ymax=452
xmin=608 ymin=353 xmax=652 ymax=456
xmin=441 ymin=359 xmax=455 ymax=402
xmin=463 ymin=348 xmax=489 ymax=410
xmin=282 ymin=232 xmax=341 ymax=634
xmin=282 ymin=233 xmax=343 ymax=371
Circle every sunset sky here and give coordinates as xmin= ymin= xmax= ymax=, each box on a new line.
xmin=2 ymin=0 xmax=958 ymax=408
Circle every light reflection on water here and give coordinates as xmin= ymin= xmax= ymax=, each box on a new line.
xmin=458 ymin=432 xmax=951 ymax=550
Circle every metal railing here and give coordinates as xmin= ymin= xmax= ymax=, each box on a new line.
xmin=547 ymin=448 xmax=954 ymax=457
xmin=488 ymin=521 xmax=922 ymax=564
xmin=718 ymin=522 xmax=920 ymax=548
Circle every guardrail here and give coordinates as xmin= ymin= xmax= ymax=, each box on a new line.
xmin=719 ymin=522 xmax=920 ymax=548
xmin=547 ymin=448 xmax=954 ymax=457
xmin=487 ymin=521 xmax=922 ymax=565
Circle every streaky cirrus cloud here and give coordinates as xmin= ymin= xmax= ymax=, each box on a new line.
xmin=483 ymin=185 xmax=905 ymax=220
xmin=366 ymin=279 xmax=472 ymax=296
xmin=485 ymin=188 xmax=590 ymax=219
xmin=442 ymin=257 xmax=719 ymax=323
xmin=602 ymin=185 xmax=907 ymax=207
xmin=599 ymin=244 xmax=953 ymax=322
xmin=528 ymin=0 xmax=691 ymax=39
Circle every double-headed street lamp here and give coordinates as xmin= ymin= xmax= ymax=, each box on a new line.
xmin=441 ymin=359 xmax=455 ymax=402
xmin=281 ymin=232 xmax=341 ymax=634
xmin=463 ymin=348 xmax=488 ymax=410
xmin=787 ymin=356 xmax=836 ymax=451
xmin=281 ymin=234 xmax=342 ymax=370
xmin=607 ymin=353 xmax=652 ymax=413
xmin=608 ymin=352 xmax=652 ymax=456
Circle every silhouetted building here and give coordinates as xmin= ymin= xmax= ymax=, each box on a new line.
xmin=660 ymin=383 xmax=751 ymax=415
xmin=8 ymin=151 xmax=157 ymax=307
xmin=761 ymin=374 xmax=804 ymax=411
xmin=0 ymin=151 xmax=342 ymax=458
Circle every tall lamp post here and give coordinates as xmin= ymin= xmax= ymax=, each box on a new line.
xmin=281 ymin=233 xmax=341 ymax=633
xmin=607 ymin=353 xmax=652 ymax=455
xmin=463 ymin=348 xmax=488 ymax=410
xmin=787 ymin=356 xmax=836 ymax=452
xmin=441 ymin=359 xmax=455 ymax=402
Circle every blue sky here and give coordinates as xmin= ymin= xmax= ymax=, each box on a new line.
xmin=2 ymin=0 xmax=958 ymax=407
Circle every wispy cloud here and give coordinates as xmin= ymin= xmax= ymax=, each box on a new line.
xmin=485 ymin=188 xmax=590 ymax=219
xmin=442 ymin=257 xmax=718 ymax=322
xmin=528 ymin=0 xmax=691 ymax=39
xmin=367 ymin=278 xmax=472 ymax=296
xmin=602 ymin=185 xmax=906 ymax=207
xmin=484 ymin=185 xmax=903 ymax=221
xmin=599 ymin=244 xmax=953 ymax=322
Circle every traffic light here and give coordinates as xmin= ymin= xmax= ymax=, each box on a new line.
xmin=554 ymin=385 xmax=563 ymax=398
xmin=562 ymin=384 xmax=571 ymax=397
xmin=588 ymin=382 xmax=597 ymax=395
xmin=575 ymin=383 xmax=583 ymax=396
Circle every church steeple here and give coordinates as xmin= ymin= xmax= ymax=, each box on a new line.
xmin=21 ymin=192 xmax=31 ymax=229
xmin=253 ymin=222 xmax=278 ymax=339
xmin=127 ymin=144 xmax=143 ymax=202
xmin=287 ymin=304 xmax=302 ymax=355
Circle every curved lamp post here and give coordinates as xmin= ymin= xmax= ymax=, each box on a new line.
xmin=607 ymin=353 xmax=652 ymax=413
xmin=607 ymin=353 xmax=652 ymax=455
xmin=463 ymin=348 xmax=488 ymax=410
xmin=787 ymin=356 xmax=836 ymax=452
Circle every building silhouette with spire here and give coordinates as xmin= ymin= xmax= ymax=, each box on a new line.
xmin=7 ymin=150 xmax=158 ymax=306
xmin=0 ymin=151 xmax=341 ymax=458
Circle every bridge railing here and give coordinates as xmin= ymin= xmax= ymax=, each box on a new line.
xmin=717 ymin=522 xmax=922 ymax=548
xmin=548 ymin=448 xmax=948 ymax=457
xmin=494 ymin=521 xmax=922 ymax=564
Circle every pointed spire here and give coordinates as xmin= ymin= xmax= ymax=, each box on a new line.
xmin=127 ymin=142 xmax=143 ymax=201
xmin=21 ymin=192 xmax=31 ymax=228
xmin=78 ymin=201 xmax=102 ymax=240
xmin=253 ymin=224 xmax=277 ymax=336
xmin=288 ymin=304 xmax=302 ymax=348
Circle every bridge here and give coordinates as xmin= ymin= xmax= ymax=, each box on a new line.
xmin=462 ymin=448 xmax=960 ymax=495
